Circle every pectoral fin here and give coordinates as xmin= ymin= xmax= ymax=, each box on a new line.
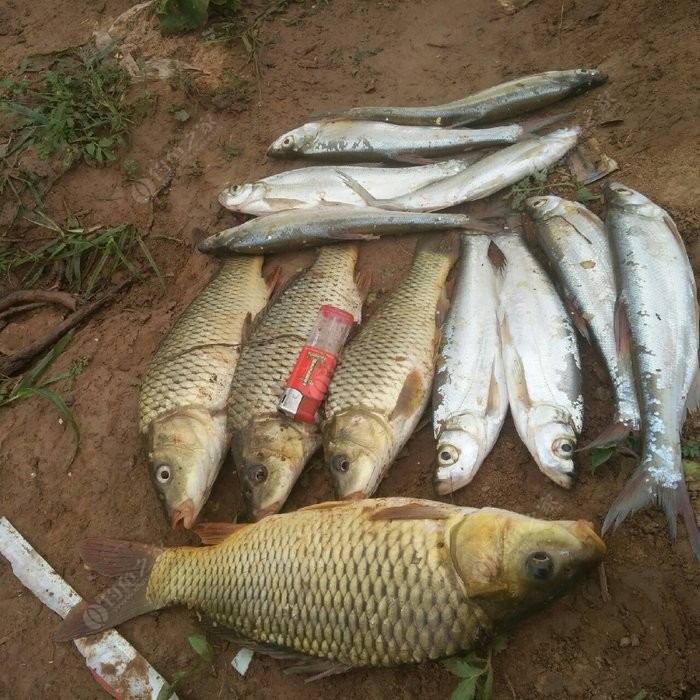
xmin=389 ymin=369 xmax=428 ymax=421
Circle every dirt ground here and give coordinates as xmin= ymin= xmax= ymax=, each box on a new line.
xmin=1 ymin=0 xmax=699 ymax=698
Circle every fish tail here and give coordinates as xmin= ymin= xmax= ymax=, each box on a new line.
xmin=603 ymin=466 xmax=700 ymax=562
xmin=54 ymin=538 xmax=164 ymax=641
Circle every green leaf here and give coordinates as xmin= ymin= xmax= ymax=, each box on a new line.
xmin=682 ymin=460 xmax=700 ymax=481
xmin=172 ymin=108 xmax=190 ymax=122
xmin=15 ymin=330 xmax=75 ymax=392
xmin=631 ymin=692 xmax=647 ymax=700
xmin=479 ymin=666 xmax=494 ymax=700
xmin=490 ymin=634 xmax=508 ymax=653
xmin=156 ymin=683 xmax=176 ymax=700
xmin=577 ymin=186 xmax=592 ymax=203
xmin=158 ymin=0 xmax=211 ymax=35
xmin=443 ymin=657 xmax=486 ymax=680
xmin=450 ymin=677 xmax=478 ymax=700
xmin=590 ymin=446 xmax=615 ymax=472
xmin=188 ymin=633 xmax=214 ymax=663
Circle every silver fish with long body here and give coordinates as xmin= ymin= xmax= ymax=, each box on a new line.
xmin=327 ymin=69 xmax=607 ymax=126
xmin=267 ymin=119 xmax=525 ymax=161
xmin=495 ymin=231 xmax=583 ymax=488
xmin=601 ymin=183 xmax=700 ymax=560
xmin=526 ymin=195 xmax=640 ymax=445
xmin=341 ymin=127 xmax=580 ymax=212
xmin=218 ymin=155 xmax=485 ymax=215
xmin=198 ymin=207 xmax=481 ymax=255
xmin=432 ymin=235 xmax=508 ymax=494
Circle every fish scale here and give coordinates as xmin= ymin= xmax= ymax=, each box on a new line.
xmin=228 ymin=244 xmax=363 ymax=519
xmin=139 ymin=257 xmax=267 ymax=427
xmin=148 ymin=502 xmax=477 ymax=666
xmin=324 ymin=237 xmax=458 ymax=498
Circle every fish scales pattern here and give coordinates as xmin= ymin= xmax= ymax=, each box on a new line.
xmin=148 ymin=507 xmax=478 ymax=666
xmin=326 ymin=248 xmax=449 ymax=417
xmin=228 ymin=245 xmax=362 ymax=430
xmin=139 ymin=257 xmax=267 ymax=429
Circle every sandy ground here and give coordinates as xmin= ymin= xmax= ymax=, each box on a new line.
xmin=0 ymin=0 xmax=699 ymax=698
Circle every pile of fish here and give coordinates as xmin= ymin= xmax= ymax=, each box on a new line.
xmin=136 ymin=67 xmax=699 ymax=567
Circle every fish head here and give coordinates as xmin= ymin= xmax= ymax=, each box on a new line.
xmin=433 ymin=423 xmax=484 ymax=495
xmin=524 ymin=195 xmax=562 ymax=222
xmin=604 ymin=182 xmax=659 ymax=218
xmin=146 ymin=410 xmax=227 ymax=529
xmin=450 ymin=508 xmax=605 ymax=621
xmin=267 ymin=124 xmax=318 ymax=156
xmin=528 ymin=405 xmax=578 ymax=488
xmin=234 ymin=418 xmax=317 ymax=520
xmin=572 ymin=68 xmax=608 ymax=89
xmin=324 ymin=409 xmax=393 ymax=500
xmin=218 ymin=183 xmax=262 ymax=211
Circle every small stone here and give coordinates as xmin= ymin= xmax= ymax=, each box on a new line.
xmin=630 ymin=634 xmax=640 ymax=647
xmin=619 ymin=636 xmax=631 ymax=647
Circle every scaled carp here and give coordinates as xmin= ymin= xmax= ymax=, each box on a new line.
xmin=228 ymin=244 xmax=363 ymax=520
xmin=55 ymin=497 xmax=606 ymax=675
xmin=323 ymin=235 xmax=459 ymax=499
xmin=138 ymin=257 xmax=270 ymax=529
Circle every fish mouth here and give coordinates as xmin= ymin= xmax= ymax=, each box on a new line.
xmin=170 ymin=499 xmax=196 ymax=529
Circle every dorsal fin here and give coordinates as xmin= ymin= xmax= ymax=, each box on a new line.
xmin=194 ymin=522 xmax=250 ymax=545
xmin=368 ymin=501 xmax=459 ymax=521
xmin=296 ymin=500 xmax=349 ymax=512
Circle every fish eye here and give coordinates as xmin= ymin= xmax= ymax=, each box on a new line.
xmin=526 ymin=551 xmax=554 ymax=580
xmin=253 ymin=465 xmax=268 ymax=483
xmin=331 ymin=453 xmax=351 ymax=473
xmin=282 ymin=136 xmax=293 ymax=148
xmin=437 ymin=445 xmax=458 ymax=466
xmin=155 ymin=465 xmax=172 ymax=484
xmin=230 ymin=184 xmax=240 ymax=193
xmin=552 ymin=437 xmax=575 ymax=458
xmin=530 ymin=197 xmax=547 ymax=208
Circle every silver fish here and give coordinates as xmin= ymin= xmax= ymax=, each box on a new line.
xmin=526 ymin=195 xmax=640 ymax=445
xmin=267 ymin=119 xmax=524 ymax=161
xmin=432 ymin=235 xmax=508 ymax=494
xmin=601 ymin=183 xmax=700 ymax=560
xmin=496 ymin=231 xmax=583 ymax=488
xmin=198 ymin=206 xmax=482 ymax=255
xmin=218 ymin=155 xmax=485 ymax=215
xmin=340 ymin=127 xmax=580 ymax=212
xmin=326 ymin=69 xmax=607 ymax=126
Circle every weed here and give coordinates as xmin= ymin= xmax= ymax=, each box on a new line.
xmin=443 ymin=635 xmax=508 ymax=700
xmin=0 ymin=330 xmax=87 ymax=452
xmin=505 ymin=167 xmax=598 ymax=211
xmin=157 ymin=633 xmax=215 ymax=700
xmin=221 ymin=142 xmax=241 ymax=161
xmin=157 ymin=0 xmax=242 ymax=35
xmin=184 ymin=159 xmax=204 ymax=178
xmin=168 ymin=104 xmax=192 ymax=123
xmin=681 ymin=439 xmax=700 ymax=460
xmin=0 ymin=42 xmax=136 ymax=168
xmin=1 ymin=212 xmax=162 ymax=299
xmin=123 ymin=158 xmax=141 ymax=180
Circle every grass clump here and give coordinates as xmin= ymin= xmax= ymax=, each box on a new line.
xmin=157 ymin=634 xmax=215 ymax=700
xmin=443 ymin=635 xmax=508 ymax=700
xmin=1 ymin=212 xmax=161 ymax=300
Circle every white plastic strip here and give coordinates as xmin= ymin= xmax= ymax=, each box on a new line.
xmin=0 ymin=516 xmax=176 ymax=699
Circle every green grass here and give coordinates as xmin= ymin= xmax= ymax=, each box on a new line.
xmin=505 ymin=168 xmax=597 ymax=211
xmin=0 ymin=330 xmax=87 ymax=454
xmin=157 ymin=634 xmax=215 ymax=700
xmin=1 ymin=212 xmax=162 ymax=299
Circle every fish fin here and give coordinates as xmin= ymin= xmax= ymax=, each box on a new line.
xmin=354 ymin=269 xmax=373 ymax=303
xmin=296 ymin=500 xmax=349 ymax=512
xmin=614 ymin=296 xmax=632 ymax=362
xmin=54 ymin=539 xmax=163 ymax=642
xmin=602 ymin=464 xmax=700 ymax=562
xmin=264 ymin=265 xmax=283 ymax=295
xmin=415 ymin=231 xmax=462 ymax=266
xmin=368 ymin=501 xmax=458 ymax=521
xmin=335 ymin=171 xmax=383 ymax=207
xmin=519 ymin=111 xmax=575 ymax=138
xmin=486 ymin=358 xmax=502 ymax=415
xmin=436 ymin=284 xmax=450 ymax=329
xmin=684 ymin=365 xmax=700 ymax=415
xmin=565 ymin=297 xmax=592 ymax=344
xmin=503 ymin=329 xmax=532 ymax=409
xmin=580 ymin=420 xmax=634 ymax=450
xmin=194 ymin=521 xmax=250 ymax=545
xmin=388 ymin=152 xmax=434 ymax=165
xmin=487 ymin=240 xmax=507 ymax=271
xmin=328 ymin=231 xmax=380 ymax=241
xmin=389 ymin=369 xmax=428 ymax=421
xmin=203 ymin=620 xmax=352 ymax=681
